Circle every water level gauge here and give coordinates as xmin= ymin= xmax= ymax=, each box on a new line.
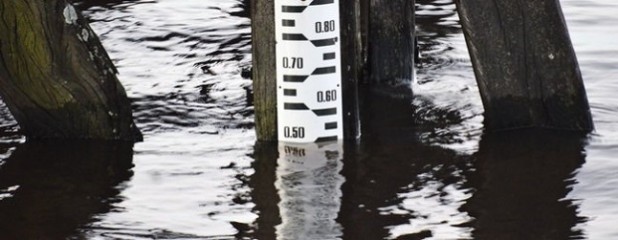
xmin=275 ymin=0 xmax=343 ymax=143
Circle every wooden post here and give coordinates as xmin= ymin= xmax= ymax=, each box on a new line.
xmin=0 ymin=1 xmax=141 ymax=141
xmin=366 ymin=0 xmax=416 ymax=96
xmin=340 ymin=0 xmax=363 ymax=141
xmin=251 ymin=0 xmax=278 ymax=141
xmin=455 ymin=0 xmax=594 ymax=132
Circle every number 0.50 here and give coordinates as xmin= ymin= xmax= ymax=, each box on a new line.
xmin=283 ymin=126 xmax=305 ymax=138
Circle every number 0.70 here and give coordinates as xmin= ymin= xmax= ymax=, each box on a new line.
xmin=282 ymin=57 xmax=303 ymax=69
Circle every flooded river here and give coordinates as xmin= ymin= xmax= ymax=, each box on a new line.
xmin=0 ymin=0 xmax=617 ymax=239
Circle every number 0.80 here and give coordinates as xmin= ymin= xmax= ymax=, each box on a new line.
xmin=315 ymin=20 xmax=336 ymax=33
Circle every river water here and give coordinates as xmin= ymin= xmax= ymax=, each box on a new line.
xmin=0 ymin=0 xmax=616 ymax=239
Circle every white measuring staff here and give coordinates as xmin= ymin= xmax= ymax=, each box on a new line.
xmin=274 ymin=0 xmax=343 ymax=143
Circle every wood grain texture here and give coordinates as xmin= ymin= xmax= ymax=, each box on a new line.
xmin=456 ymin=0 xmax=593 ymax=131
xmin=251 ymin=0 xmax=277 ymax=141
xmin=0 ymin=0 xmax=141 ymax=141
xmin=367 ymin=0 xmax=415 ymax=96
xmin=340 ymin=0 xmax=362 ymax=141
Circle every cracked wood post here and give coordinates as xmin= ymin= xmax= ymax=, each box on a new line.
xmin=455 ymin=0 xmax=594 ymax=131
xmin=251 ymin=0 xmax=277 ymax=141
xmin=251 ymin=0 xmax=362 ymax=141
xmin=0 ymin=1 xmax=141 ymax=141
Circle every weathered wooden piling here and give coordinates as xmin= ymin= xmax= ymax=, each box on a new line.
xmin=339 ymin=0 xmax=363 ymax=141
xmin=0 ymin=1 xmax=142 ymax=141
xmin=251 ymin=0 xmax=278 ymax=141
xmin=367 ymin=0 xmax=416 ymax=96
xmin=455 ymin=0 xmax=594 ymax=131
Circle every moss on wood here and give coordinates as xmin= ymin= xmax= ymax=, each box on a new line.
xmin=0 ymin=0 xmax=141 ymax=141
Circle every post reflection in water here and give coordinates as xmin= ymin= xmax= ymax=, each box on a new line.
xmin=249 ymin=84 xmax=589 ymax=239
xmin=251 ymin=120 xmax=589 ymax=239
xmin=250 ymin=141 xmax=345 ymax=240
xmin=275 ymin=142 xmax=345 ymax=240
xmin=0 ymin=141 xmax=134 ymax=239
xmin=463 ymin=130 xmax=588 ymax=239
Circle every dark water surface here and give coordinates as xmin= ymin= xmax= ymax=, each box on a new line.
xmin=0 ymin=0 xmax=617 ymax=239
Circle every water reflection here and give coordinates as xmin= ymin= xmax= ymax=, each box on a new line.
xmin=415 ymin=0 xmax=464 ymax=73
xmin=250 ymin=121 xmax=589 ymax=239
xmin=249 ymin=92 xmax=589 ymax=239
xmin=0 ymin=99 xmax=22 ymax=145
xmin=462 ymin=130 xmax=588 ymax=239
xmin=76 ymin=0 xmax=254 ymax=136
xmin=340 ymin=92 xmax=473 ymax=239
xmin=248 ymin=142 xmax=281 ymax=239
xmin=252 ymin=142 xmax=345 ymax=240
xmin=277 ymin=142 xmax=344 ymax=239
xmin=249 ymin=91 xmax=474 ymax=239
xmin=414 ymin=0 xmax=483 ymax=149
xmin=75 ymin=0 xmax=157 ymax=12
xmin=0 ymin=141 xmax=134 ymax=239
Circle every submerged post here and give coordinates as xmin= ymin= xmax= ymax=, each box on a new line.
xmin=455 ymin=0 xmax=594 ymax=131
xmin=339 ymin=0 xmax=362 ymax=141
xmin=0 ymin=1 xmax=141 ymax=141
xmin=366 ymin=0 xmax=416 ymax=96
